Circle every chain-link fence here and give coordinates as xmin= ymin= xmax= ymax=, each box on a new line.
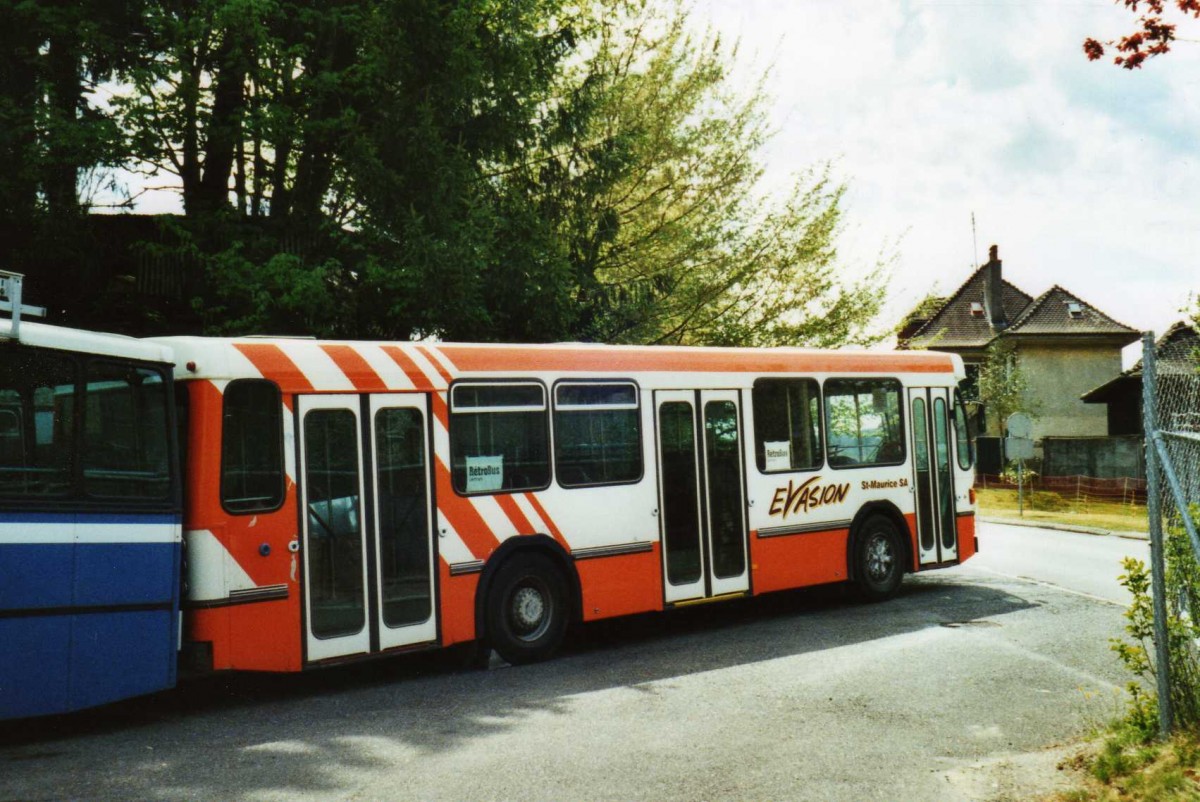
xmin=1143 ymin=326 xmax=1200 ymax=735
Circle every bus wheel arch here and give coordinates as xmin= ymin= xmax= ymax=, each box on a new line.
xmin=474 ymin=535 xmax=580 ymax=663
xmin=845 ymin=502 xmax=912 ymax=585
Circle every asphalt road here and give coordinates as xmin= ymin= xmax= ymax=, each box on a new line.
xmin=0 ymin=522 xmax=1148 ymax=801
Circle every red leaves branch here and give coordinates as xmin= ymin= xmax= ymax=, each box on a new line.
xmin=1085 ymin=0 xmax=1200 ymax=68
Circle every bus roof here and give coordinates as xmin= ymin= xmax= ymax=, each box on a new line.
xmin=5 ymin=320 xmax=174 ymax=364
xmin=148 ymin=336 xmax=964 ymax=390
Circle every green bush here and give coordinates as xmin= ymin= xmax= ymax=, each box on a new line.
xmin=1110 ymin=504 xmax=1200 ymax=735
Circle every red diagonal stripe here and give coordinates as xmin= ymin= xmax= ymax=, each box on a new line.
xmin=416 ymin=345 xmax=455 ymax=385
xmin=321 ymin=345 xmax=387 ymax=392
xmin=429 ymin=391 xmax=449 ymax=430
xmin=495 ymin=494 xmax=536 ymax=535
xmin=381 ymin=345 xmax=436 ymax=390
xmin=523 ymin=493 xmax=570 ymax=551
xmin=234 ymin=343 xmax=315 ymax=393
xmin=434 ymin=456 xmax=499 ymax=558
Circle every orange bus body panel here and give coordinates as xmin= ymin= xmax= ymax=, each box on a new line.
xmin=184 ymin=381 xmax=304 ymax=672
xmin=577 ymin=545 xmax=662 ymax=622
xmin=904 ymin=512 xmax=919 ymax=571
xmin=748 ymin=529 xmax=850 ymax=594
xmin=957 ymin=513 xmax=977 ymax=562
xmin=439 ymin=565 xmax=479 ymax=646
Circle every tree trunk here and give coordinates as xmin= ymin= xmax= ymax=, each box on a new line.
xmin=289 ymin=16 xmax=356 ymax=223
xmin=179 ymin=44 xmax=202 ymax=214
xmin=44 ymin=27 xmax=82 ymax=217
xmin=269 ymin=64 xmax=295 ymax=219
xmin=0 ymin=9 xmax=40 ymax=264
xmin=194 ymin=33 xmax=247 ymax=215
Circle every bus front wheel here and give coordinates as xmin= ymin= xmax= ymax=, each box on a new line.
xmin=485 ymin=552 xmax=569 ymax=665
xmin=853 ymin=516 xmax=904 ymax=602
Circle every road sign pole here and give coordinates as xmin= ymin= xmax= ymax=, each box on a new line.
xmin=1018 ymin=459 xmax=1024 ymax=516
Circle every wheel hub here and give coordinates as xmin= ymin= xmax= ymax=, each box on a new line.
xmin=866 ymin=534 xmax=894 ymax=581
xmin=511 ymin=585 xmax=547 ymax=639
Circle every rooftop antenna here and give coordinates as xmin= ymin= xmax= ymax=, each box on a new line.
xmin=0 ymin=271 xmax=47 ymax=340
xmin=971 ymin=212 xmax=979 ymax=267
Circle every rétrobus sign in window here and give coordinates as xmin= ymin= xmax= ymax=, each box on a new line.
xmin=450 ymin=382 xmax=549 ymax=494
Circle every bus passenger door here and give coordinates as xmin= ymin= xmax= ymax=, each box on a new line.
xmin=369 ymin=395 xmax=436 ymax=651
xmin=298 ymin=395 xmax=371 ymax=661
xmin=655 ymin=390 xmax=750 ymax=604
xmin=908 ymin=387 xmax=958 ymax=566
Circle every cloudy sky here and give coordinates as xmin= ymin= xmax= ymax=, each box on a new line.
xmin=694 ymin=0 xmax=1200 ymax=359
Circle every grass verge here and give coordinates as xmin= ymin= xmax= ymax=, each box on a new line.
xmin=977 ymin=488 xmax=1147 ymax=534
xmin=1052 ymin=729 xmax=1200 ymax=801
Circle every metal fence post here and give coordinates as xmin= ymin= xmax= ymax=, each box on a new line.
xmin=1143 ymin=331 xmax=1173 ymax=736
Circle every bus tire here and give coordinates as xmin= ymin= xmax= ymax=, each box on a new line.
xmin=853 ymin=515 xmax=904 ymax=602
xmin=484 ymin=552 xmax=569 ymax=665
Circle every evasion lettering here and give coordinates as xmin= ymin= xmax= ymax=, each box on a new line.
xmin=768 ymin=476 xmax=851 ymax=520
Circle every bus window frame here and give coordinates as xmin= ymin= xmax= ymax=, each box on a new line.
xmin=822 ymin=377 xmax=907 ymax=471
xmin=448 ymin=378 xmax=552 ymax=497
xmin=219 ymin=378 xmax=287 ymax=516
xmin=751 ymin=376 xmax=826 ymax=475
xmin=81 ymin=359 xmax=175 ymax=502
xmin=952 ymin=388 xmax=974 ymax=471
xmin=551 ymin=378 xmax=644 ymax=489
xmin=0 ymin=345 xmax=181 ymax=514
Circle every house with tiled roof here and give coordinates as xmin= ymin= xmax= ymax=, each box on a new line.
xmin=1082 ymin=321 xmax=1200 ymax=435
xmin=899 ymin=244 xmax=1140 ymax=442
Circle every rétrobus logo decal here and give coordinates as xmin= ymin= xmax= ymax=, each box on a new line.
xmin=468 ymin=464 xmax=501 ymax=480
xmin=768 ymin=476 xmax=851 ymax=520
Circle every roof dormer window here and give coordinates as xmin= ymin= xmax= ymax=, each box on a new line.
xmin=969 ymin=302 xmax=984 ymax=317
xmin=1067 ymin=302 xmax=1083 ymax=318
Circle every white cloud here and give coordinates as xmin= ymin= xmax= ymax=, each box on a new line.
xmin=694 ymin=0 xmax=1200 ymax=344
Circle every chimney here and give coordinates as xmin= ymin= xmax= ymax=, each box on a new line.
xmin=982 ymin=244 xmax=1006 ymax=329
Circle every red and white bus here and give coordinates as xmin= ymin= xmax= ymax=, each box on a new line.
xmin=157 ymin=336 xmax=977 ymax=671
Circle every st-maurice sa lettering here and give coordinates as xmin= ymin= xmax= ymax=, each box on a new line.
xmin=768 ymin=475 xmax=851 ymax=520
xmin=861 ymin=477 xmax=908 ymax=490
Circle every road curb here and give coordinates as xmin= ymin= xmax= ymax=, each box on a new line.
xmin=978 ymin=515 xmax=1149 ymax=541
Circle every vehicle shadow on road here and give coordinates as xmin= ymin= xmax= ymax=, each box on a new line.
xmin=0 ymin=570 xmax=1038 ymax=799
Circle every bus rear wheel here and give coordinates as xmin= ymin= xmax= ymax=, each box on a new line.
xmin=853 ymin=516 xmax=904 ymax=602
xmin=485 ymin=552 xmax=569 ymax=665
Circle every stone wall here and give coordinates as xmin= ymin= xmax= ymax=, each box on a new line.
xmin=1041 ymin=435 xmax=1145 ymax=479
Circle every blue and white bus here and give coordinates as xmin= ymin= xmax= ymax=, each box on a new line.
xmin=0 ymin=282 xmax=182 ymax=719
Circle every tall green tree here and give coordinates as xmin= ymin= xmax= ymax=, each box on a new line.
xmin=497 ymin=1 xmax=887 ymax=346
xmin=8 ymin=0 xmax=886 ymax=346
xmin=977 ymin=339 xmax=1039 ymax=434
xmin=110 ymin=0 xmax=589 ymax=339
xmin=0 ymin=1 xmax=136 ymax=227
xmin=0 ymin=0 xmax=145 ymax=327
xmin=349 ymin=0 xmax=588 ymax=341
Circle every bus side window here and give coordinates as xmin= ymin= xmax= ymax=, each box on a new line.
xmin=82 ymin=362 xmax=172 ymax=499
xmin=752 ymin=378 xmax=823 ymax=472
xmin=823 ymin=379 xmax=904 ymax=468
xmin=450 ymin=382 xmax=550 ymax=494
xmin=0 ymin=348 xmax=75 ymax=498
xmin=221 ymin=379 xmax=285 ymax=513
xmin=553 ymin=382 xmax=642 ymax=487
xmin=953 ymin=390 xmax=974 ymax=470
